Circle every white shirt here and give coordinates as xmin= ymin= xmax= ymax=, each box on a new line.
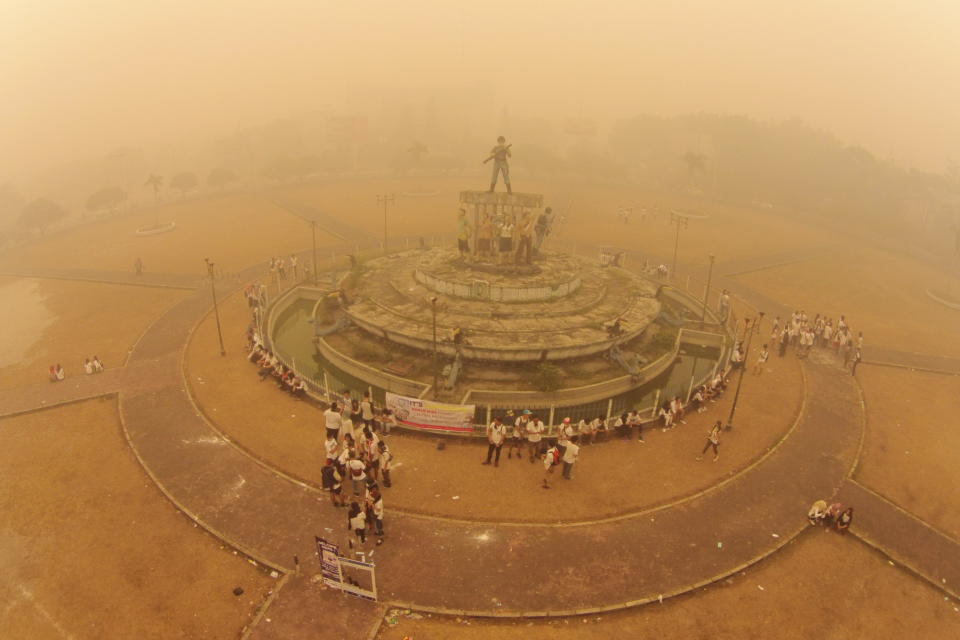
xmin=526 ymin=420 xmax=544 ymax=442
xmin=360 ymin=400 xmax=374 ymax=420
xmin=324 ymin=438 xmax=338 ymax=460
xmin=84 ymin=362 xmax=94 ymax=375
xmin=562 ymin=442 xmax=580 ymax=464
xmin=339 ymin=418 xmax=354 ymax=439
xmin=488 ymin=422 xmax=506 ymax=445
xmin=324 ymin=408 xmax=342 ymax=431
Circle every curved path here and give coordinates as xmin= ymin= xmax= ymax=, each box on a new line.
xmin=112 ymin=268 xmax=870 ymax=615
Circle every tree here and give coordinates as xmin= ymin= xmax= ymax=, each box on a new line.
xmin=144 ymin=174 xmax=163 ymax=201
xmin=207 ymin=167 xmax=238 ymax=191
xmin=169 ymin=171 xmax=198 ymax=199
xmin=682 ymin=150 xmax=708 ymax=176
xmin=18 ymin=198 xmax=67 ymax=235
xmin=85 ymin=186 xmax=127 ymax=215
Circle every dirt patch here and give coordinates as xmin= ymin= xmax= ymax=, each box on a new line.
xmin=0 ymin=277 xmax=185 ymax=387
xmin=0 ymin=399 xmax=275 ymax=639
xmin=0 ymin=193 xmax=341 ymax=276
xmin=855 ymin=365 xmax=960 ymax=538
xmin=376 ymin=531 xmax=960 ymax=640
xmin=186 ymin=285 xmax=804 ymax=522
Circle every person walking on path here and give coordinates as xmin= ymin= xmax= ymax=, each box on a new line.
xmin=542 ymin=442 xmax=561 ymax=489
xmin=561 ymin=436 xmax=580 ymax=480
xmin=482 ymin=416 xmax=507 ymax=466
xmin=851 ymin=348 xmax=862 ymax=376
xmin=753 ymin=344 xmax=769 ymax=375
xmin=324 ymin=402 xmax=342 ymax=441
xmin=697 ymin=421 xmax=723 ymax=462
xmin=134 ymin=257 xmax=144 ymax=276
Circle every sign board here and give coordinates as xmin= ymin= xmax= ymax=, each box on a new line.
xmin=315 ymin=536 xmax=343 ymax=589
xmin=385 ymin=392 xmax=476 ymax=433
xmin=314 ymin=536 xmax=378 ymax=601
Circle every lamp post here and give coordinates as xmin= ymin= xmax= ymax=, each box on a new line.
xmin=430 ymin=296 xmax=439 ymax=399
xmin=377 ymin=194 xmax=395 ymax=253
xmin=311 ymin=220 xmax=318 ymax=286
xmin=725 ymin=310 xmax=763 ymax=430
xmin=669 ymin=210 xmax=690 ymax=279
xmin=204 ymin=258 xmax=226 ymax=356
xmin=701 ymin=253 xmax=716 ymax=322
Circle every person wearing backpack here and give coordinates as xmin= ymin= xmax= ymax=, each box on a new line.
xmin=482 ymin=416 xmax=506 ymax=467
xmin=321 ymin=460 xmax=345 ymax=507
xmin=542 ymin=442 xmax=561 ymax=489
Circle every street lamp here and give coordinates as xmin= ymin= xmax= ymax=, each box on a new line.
xmin=204 ymin=258 xmax=226 ymax=357
xmin=669 ymin=210 xmax=690 ymax=279
xmin=725 ymin=310 xmax=763 ymax=430
xmin=311 ymin=220 xmax=318 ymax=286
xmin=701 ymin=254 xmax=716 ymax=322
xmin=377 ymin=194 xmax=395 ymax=253
xmin=430 ymin=296 xmax=439 ymax=399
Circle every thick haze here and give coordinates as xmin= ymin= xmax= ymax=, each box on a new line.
xmin=2 ymin=0 xmax=958 ymax=179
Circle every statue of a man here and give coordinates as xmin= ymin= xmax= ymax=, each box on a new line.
xmin=483 ymin=136 xmax=512 ymax=194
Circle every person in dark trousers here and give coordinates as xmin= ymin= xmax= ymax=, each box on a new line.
xmin=378 ymin=441 xmax=393 ymax=487
xmin=482 ymin=416 xmax=506 ymax=467
xmin=851 ymin=348 xmax=862 ymax=376
xmin=348 ymin=501 xmax=366 ymax=545
xmin=697 ymin=421 xmax=722 ymax=462
xmin=835 ymin=507 xmax=854 ymax=533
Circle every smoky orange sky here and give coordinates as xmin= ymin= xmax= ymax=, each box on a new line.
xmin=2 ymin=0 xmax=958 ymax=179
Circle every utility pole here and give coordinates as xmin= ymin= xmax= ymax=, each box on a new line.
xmin=377 ymin=194 xmax=395 ymax=253
xmin=725 ymin=311 xmax=763 ymax=430
xmin=430 ymin=296 xmax=439 ymax=399
xmin=702 ymin=254 xmax=716 ymax=322
xmin=204 ymin=258 xmax=226 ymax=356
xmin=669 ymin=210 xmax=690 ymax=279
xmin=311 ymin=220 xmax=318 ymax=286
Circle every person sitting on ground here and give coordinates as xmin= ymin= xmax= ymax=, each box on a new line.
xmin=835 ymin=507 xmax=854 ymax=533
xmin=84 ymin=358 xmax=94 ymax=375
xmin=577 ymin=417 xmax=592 ymax=445
xmin=289 ymin=376 xmax=306 ymax=398
xmin=48 ymin=365 xmax=58 ymax=382
xmin=92 ymin=356 xmax=104 ymax=373
xmin=55 ymin=364 xmax=65 ymax=381
xmin=659 ymin=402 xmax=674 ymax=430
xmin=606 ymin=317 xmax=624 ymax=338
xmin=591 ymin=414 xmax=607 ymax=443
xmin=672 ymin=395 xmax=687 ymax=424
xmin=807 ymin=499 xmax=828 ymax=525
xmin=691 ymin=387 xmax=706 ymax=413
xmin=614 ymin=412 xmax=629 ymax=438
xmin=823 ymin=502 xmax=844 ymax=526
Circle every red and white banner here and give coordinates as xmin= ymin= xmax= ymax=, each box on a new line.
xmin=385 ymin=392 xmax=476 ymax=433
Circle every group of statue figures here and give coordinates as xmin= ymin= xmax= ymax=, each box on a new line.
xmin=450 ymin=136 xmax=555 ymax=266
xmin=457 ymin=205 xmax=554 ymax=266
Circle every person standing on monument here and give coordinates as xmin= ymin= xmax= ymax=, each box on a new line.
xmin=478 ymin=212 xmax=494 ymax=258
xmin=498 ymin=216 xmax=514 ymax=266
xmin=484 ymin=136 xmax=512 ymax=194
xmin=515 ymin=211 xmax=537 ymax=265
xmin=456 ymin=209 xmax=472 ymax=257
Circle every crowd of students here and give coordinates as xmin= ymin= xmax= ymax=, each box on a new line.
xmin=322 ymin=395 xmax=396 ymax=547
xmin=768 ymin=310 xmax=864 ymax=374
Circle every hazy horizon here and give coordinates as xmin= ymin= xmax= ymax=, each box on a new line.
xmin=2 ymin=0 xmax=959 ymax=182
